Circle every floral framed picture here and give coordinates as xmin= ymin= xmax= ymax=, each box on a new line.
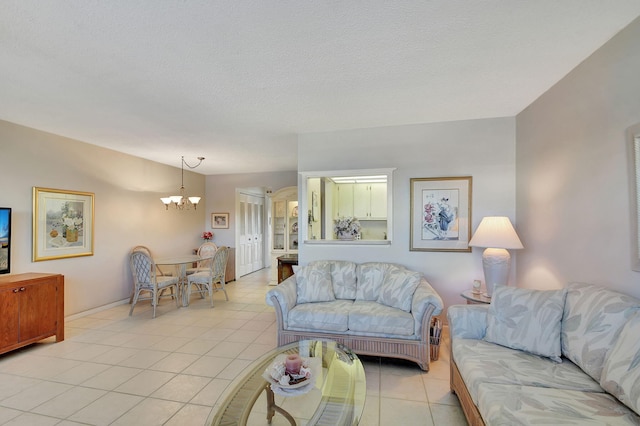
xmin=33 ymin=187 xmax=95 ymax=261
xmin=211 ymin=212 xmax=229 ymax=229
xmin=410 ymin=176 xmax=472 ymax=252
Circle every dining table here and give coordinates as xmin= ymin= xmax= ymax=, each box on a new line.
xmin=154 ymin=254 xmax=213 ymax=307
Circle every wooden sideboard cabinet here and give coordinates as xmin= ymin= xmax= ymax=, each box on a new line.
xmin=225 ymin=247 xmax=236 ymax=282
xmin=277 ymin=254 xmax=298 ymax=284
xmin=0 ymin=273 xmax=64 ymax=355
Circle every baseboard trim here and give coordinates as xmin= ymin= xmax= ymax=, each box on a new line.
xmin=65 ymin=298 xmax=129 ymax=321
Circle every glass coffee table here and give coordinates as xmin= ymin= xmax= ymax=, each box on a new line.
xmin=208 ymin=340 xmax=366 ymax=426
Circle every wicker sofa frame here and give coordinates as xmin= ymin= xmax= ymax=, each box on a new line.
xmin=268 ymin=293 xmax=438 ymax=371
xmin=450 ymin=356 xmax=485 ymax=426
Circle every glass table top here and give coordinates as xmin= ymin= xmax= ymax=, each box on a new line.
xmin=208 ymin=340 xmax=366 ymax=426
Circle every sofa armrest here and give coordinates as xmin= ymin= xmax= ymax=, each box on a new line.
xmin=412 ymin=278 xmax=444 ymax=336
xmin=266 ymin=275 xmax=298 ymax=325
xmin=447 ymin=304 xmax=488 ymax=340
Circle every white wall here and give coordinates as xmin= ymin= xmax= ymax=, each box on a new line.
xmin=0 ymin=120 xmax=206 ymax=315
xmin=516 ymin=17 xmax=640 ymax=298
xmin=204 ymin=171 xmax=297 ymax=246
xmin=298 ymin=117 xmax=517 ymax=311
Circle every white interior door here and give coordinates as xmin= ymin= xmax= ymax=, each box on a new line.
xmin=252 ymin=196 xmax=264 ymax=271
xmin=238 ymin=195 xmax=251 ymax=277
xmin=237 ymin=191 xmax=265 ymax=277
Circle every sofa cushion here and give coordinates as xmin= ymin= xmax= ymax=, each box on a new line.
xmin=452 ymin=339 xmax=603 ymax=405
xmin=355 ymin=262 xmax=389 ymax=301
xmin=295 ymin=263 xmax=335 ymax=304
xmin=477 ymin=383 xmax=640 ymax=425
xmin=562 ymin=282 xmax=640 ymax=382
xmin=448 ymin=304 xmax=489 ymax=340
xmin=287 ymin=300 xmax=352 ymax=332
xmin=310 ymin=260 xmax=357 ymax=300
xmin=348 ymin=301 xmax=414 ymax=336
xmin=376 ymin=265 xmax=421 ymax=312
xmin=600 ymin=311 xmax=640 ymax=416
xmin=484 ymin=286 xmax=566 ymax=362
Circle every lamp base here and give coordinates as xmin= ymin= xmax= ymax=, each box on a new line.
xmin=482 ymin=248 xmax=512 ymax=297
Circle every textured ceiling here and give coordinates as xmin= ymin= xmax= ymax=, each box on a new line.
xmin=2 ymin=1 xmax=640 ymax=175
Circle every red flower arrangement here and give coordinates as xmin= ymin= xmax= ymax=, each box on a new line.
xmin=202 ymin=231 xmax=213 ymax=240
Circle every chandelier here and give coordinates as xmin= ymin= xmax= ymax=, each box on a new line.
xmin=161 ymin=156 xmax=205 ymax=210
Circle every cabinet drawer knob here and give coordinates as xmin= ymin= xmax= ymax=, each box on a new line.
xmin=20 ymin=287 xmax=26 ymax=291
xmin=13 ymin=288 xmax=19 ymax=293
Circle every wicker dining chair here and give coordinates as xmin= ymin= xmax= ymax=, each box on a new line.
xmin=186 ymin=246 xmax=229 ymax=306
xmin=129 ymin=250 xmax=180 ymax=318
xmin=129 ymin=245 xmax=174 ymax=303
xmin=186 ymin=241 xmax=218 ymax=276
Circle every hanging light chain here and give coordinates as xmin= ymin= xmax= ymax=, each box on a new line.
xmin=182 ymin=156 xmax=205 ymax=169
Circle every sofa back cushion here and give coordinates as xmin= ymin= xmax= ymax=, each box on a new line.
xmin=356 ymin=262 xmax=390 ymax=301
xmin=376 ymin=265 xmax=422 ymax=312
xmin=484 ymin=286 xmax=567 ymax=362
xmin=561 ymin=282 xmax=640 ymax=382
xmin=295 ymin=263 xmax=335 ymax=304
xmin=310 ymin=260 xmax=357 ymax=300
xmin=600 ymin=311 xmax=640 ymax=416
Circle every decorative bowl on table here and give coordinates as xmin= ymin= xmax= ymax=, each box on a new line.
xmin=262 ymin=354 xmax=318 ymax=396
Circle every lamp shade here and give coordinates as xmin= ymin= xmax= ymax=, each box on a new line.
xmin=469 ymin=216 xmax=523 ymax=249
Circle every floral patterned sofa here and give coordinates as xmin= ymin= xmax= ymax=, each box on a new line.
xmin=266 ymin=260 xmax=443 ymax=370
xmin=448 ymin=283 xmax=640 ymax=425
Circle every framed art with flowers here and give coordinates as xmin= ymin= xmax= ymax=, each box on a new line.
xmin=33 ymin=187 xmax=95 ymax=261
xmin=211 ymin=212 xmax=229 ymax=229
xmin=410 ymin=176 xmax=472 ymax=252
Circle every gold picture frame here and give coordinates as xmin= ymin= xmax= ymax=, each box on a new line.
xmin=410 ymin=176 xmax=472 ymax=252
xmin=33 ymin=187 xmax=95 ymax=261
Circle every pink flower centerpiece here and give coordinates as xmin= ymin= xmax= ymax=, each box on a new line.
xmin=202 ymin=231 xmax=213 ymax=241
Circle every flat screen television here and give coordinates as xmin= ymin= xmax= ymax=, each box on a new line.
xmin=0 ymin=207 xmax=11 ymax=274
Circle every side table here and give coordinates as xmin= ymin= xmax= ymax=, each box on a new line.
xmin=460 ymin=289 xmax=491 ymax=305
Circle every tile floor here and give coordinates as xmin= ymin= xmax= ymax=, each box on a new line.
xmin=0 ymin=268 xmax=465 ymax=425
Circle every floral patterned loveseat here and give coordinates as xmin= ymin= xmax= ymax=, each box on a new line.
xmin=266 ymin=260 xmax=443 ymax=370
xmin=448 ymin=283 xmax=640 ymax=425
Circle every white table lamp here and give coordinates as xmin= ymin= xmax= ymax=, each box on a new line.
xmin=468 ymin=216 xmax=523 ymax=298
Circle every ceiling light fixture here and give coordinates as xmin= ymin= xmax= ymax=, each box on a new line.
xmin=161 ymin=156 xmax=205 ymax=210
xmin=331 ymin=175 xmax=387 ymax=184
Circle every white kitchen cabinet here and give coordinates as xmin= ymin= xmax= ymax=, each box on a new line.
xmin=350 ymin=183 xmax=387 ymax=220
xmin=335 ymin=184 xmax=354 ymax=218
xmin=368 ymin=183 xmax=387 ymax=219
xmin=353 ymin=184 xmax=369 ymax=219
